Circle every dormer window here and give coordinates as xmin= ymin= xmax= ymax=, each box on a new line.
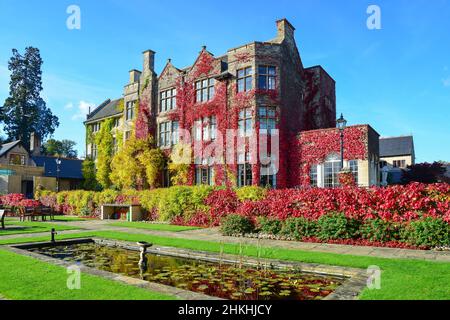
xmin=195 ymin=78 xmax=215 ymax=103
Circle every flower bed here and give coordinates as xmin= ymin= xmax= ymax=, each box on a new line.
xmin=34 ymin=183 xmax=450 ymax=248
xmin=0 ymin=194 xmax=41 ymax=209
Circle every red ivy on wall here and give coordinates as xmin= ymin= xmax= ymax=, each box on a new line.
xmin=290 ymin=126 xmax=368 ymax=187
xmin=135 ymin=86 xmax=155 ymax=140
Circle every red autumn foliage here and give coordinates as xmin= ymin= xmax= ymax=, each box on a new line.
xmin=290 ymin=126 xmax=368 ymax=187
xmin=338 ymin=171 xmax=356 ymax=187
xmin=202 ymin=183 xmax=450 ymax=224
xmin=204 ymin=189 xmax=240 ymax=225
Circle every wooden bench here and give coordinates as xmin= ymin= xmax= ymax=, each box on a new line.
xmin=41 ymin=206 xmax=56 ymax=221
xmin=0 ymin=209 xmax=5 ymax=229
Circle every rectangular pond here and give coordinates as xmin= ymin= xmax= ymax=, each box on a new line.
xmin=26 ymin=241 xmax=344 ymax=300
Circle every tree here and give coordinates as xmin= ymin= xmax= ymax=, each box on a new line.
xmin=1 ymin=47 xmax=59 ymax=149
xmin=42 ymin=139 xmax=78 ymax=158
xmin=401 ymin=162 xmax=450 ymax=184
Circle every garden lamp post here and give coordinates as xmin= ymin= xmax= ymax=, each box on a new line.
xmin=336 ymin=113 xmax=347 ymax=170
xmin=55 ymin=158 xmax=61 ymax=192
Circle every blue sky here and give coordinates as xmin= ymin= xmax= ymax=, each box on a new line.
xmin=0 ymin=0 xmax=449 ymax=161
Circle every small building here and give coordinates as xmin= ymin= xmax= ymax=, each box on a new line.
xmin=0 ymin=140 xmax=44 ymax=198
xmin=380 ymin=136 xmax=415 ymax=169
xmin=0 ymin=135 xmax=84 ymax=197
xmin=379 ymin=135 xmax=415 ymax=185
xmin=32 ymin=156 xmax=83 ymax=191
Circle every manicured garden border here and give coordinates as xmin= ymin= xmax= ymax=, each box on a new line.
xmin=1 ymin=230 xmax=449 ymax=300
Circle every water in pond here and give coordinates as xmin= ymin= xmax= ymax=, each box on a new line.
xmin=29 ymin=243 xmax=343 ymax=300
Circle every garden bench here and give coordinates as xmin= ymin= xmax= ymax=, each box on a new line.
xmin=18 ymin=207 xmax=34 ymax=222
xmin=40 ymin=206 xmax=57 ymax=221
xmin=0 ymin=209 xmax=5 ymax=229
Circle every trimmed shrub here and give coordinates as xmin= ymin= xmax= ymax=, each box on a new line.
xmin=360 ymin=219 xmax=405 ymax=242
xmin=404 ymin=218 xmax=450 ymax=247
xmin=220 ymin=214 xmax=254 ymax=236
xmin=280 ymin=217 xmax=318 ymax=240
xmin=317 ymin=213 xmax=360 ymax=241
xmin=257 ymin=217 xmax=283 ymax=235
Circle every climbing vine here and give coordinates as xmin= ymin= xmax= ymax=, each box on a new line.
xmin=110 ymin=136 xmax=164 ymax=190
xmin=291 ymin=126 xmax=369 ymax=187
xmin=94 ymin=118 xmax=114 ymax=189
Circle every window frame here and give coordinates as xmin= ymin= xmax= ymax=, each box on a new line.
xmin=238 ymin=108 xmax=253 ymax=137
xmin=195 ymin=78 xmax=215 ymax=103
xmin=258 ymin=106 xmax=277 ymax=134
xmin=310 ymin=165 xmax=318 ymax=187
xmin=237 ymin=66 xmax=253 ymax=93
xmin=160 ymin=87 xmax=177 ymax=113
xmin=258 ymin=65 xmax=277 ymax=90
xmin=9 ymin=153 xmax=26 ymax=166
xmin=324 ymin=158 xmax=341 ymax=188
xmin=158 ymin=121 xmax=179 ymax=147
xmin=193 ymin=116 xmax=217 ymax=142
xmin=348 ymin=160 xmax=359 ymax=185
xmin=126 ymin=101 xmax=135 ymax=121
xmin=195 ymin=165 xmax=215 ymax=186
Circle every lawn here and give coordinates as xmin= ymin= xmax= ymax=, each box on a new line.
xmin=1 ymin=230 xmax=449 ymax=300
xmin=0 ymin=249 xmax=175 ymax=300
xmin=107 ymin=221 xmax=200 ymax=232
xmin=0 ymin=220 xmax=81 ymax=236
xmin=51 ymin=216 xmax=89 ymax=222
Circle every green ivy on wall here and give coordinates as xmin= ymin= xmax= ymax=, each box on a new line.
xmin=95 ymin=118 xmax=114 ymax=189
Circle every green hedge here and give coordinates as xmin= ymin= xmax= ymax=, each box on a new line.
xmin=230 ymin=214 xmax=450 ymax=248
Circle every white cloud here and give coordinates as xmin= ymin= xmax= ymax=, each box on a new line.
xmin=64 ymin=102 xmax=74 ymax=110
xmin=443 ymin=77 xmax=450 ymax=87
xmin=71 ymin=100 xmax=95 ymax=120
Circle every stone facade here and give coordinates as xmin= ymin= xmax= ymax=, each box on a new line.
xmin=85 ymin=19 xmax=381 ymax=189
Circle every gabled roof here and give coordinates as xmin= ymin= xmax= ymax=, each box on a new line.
xmin=380 ymin=136 xmax=414 ymax=157
xmin=32 ymin=156 xmax=83 ymax=180
xmin=0 ymin=141 xmax=22 ymax=157
xmin=85 ymin=98 xmax=123 ymax=124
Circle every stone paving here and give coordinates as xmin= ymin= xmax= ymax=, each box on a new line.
xmin=2 ymin=218 xmax=450 ymax=262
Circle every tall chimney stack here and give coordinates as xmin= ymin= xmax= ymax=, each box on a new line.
xmin=30 ymin=132 xmax=41 ymax=156
xmin=276 ymin=18 xmax=295 ymax=42
xmin=143 ymin=50 xmax=155 ymax=75
xmin=129 ymin=69 xmax=142 ymax=83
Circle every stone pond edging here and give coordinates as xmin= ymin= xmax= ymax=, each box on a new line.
xmin=2 ymin=238 xmax=369 ymax=300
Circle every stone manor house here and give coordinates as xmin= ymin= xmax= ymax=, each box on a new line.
xmin=85 ymin=19 xmax=382 ymax=189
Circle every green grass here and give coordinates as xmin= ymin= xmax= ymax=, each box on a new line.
xmin=108 ymin=221 xmax=200 ymax=232
xmin=1 ymin=230 xmax=449 ymax=300
xmin=0 ymin=220 xmax=81 ymax=236
xmin=0 ymin=249 xmax=175 ymax=300
xmin=51 ymin=216 xmax=88 ymax=222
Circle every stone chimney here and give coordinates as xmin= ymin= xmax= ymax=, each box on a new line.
xmin=30 ymin=132 xmax=41 ymax=156
xmin=129 ymin=69 xmax=142 ymax=83
xmin=276 ymin=18 xmax=295 ymax=42
xmin=143 ymin=50 xmax=155 ymax=75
